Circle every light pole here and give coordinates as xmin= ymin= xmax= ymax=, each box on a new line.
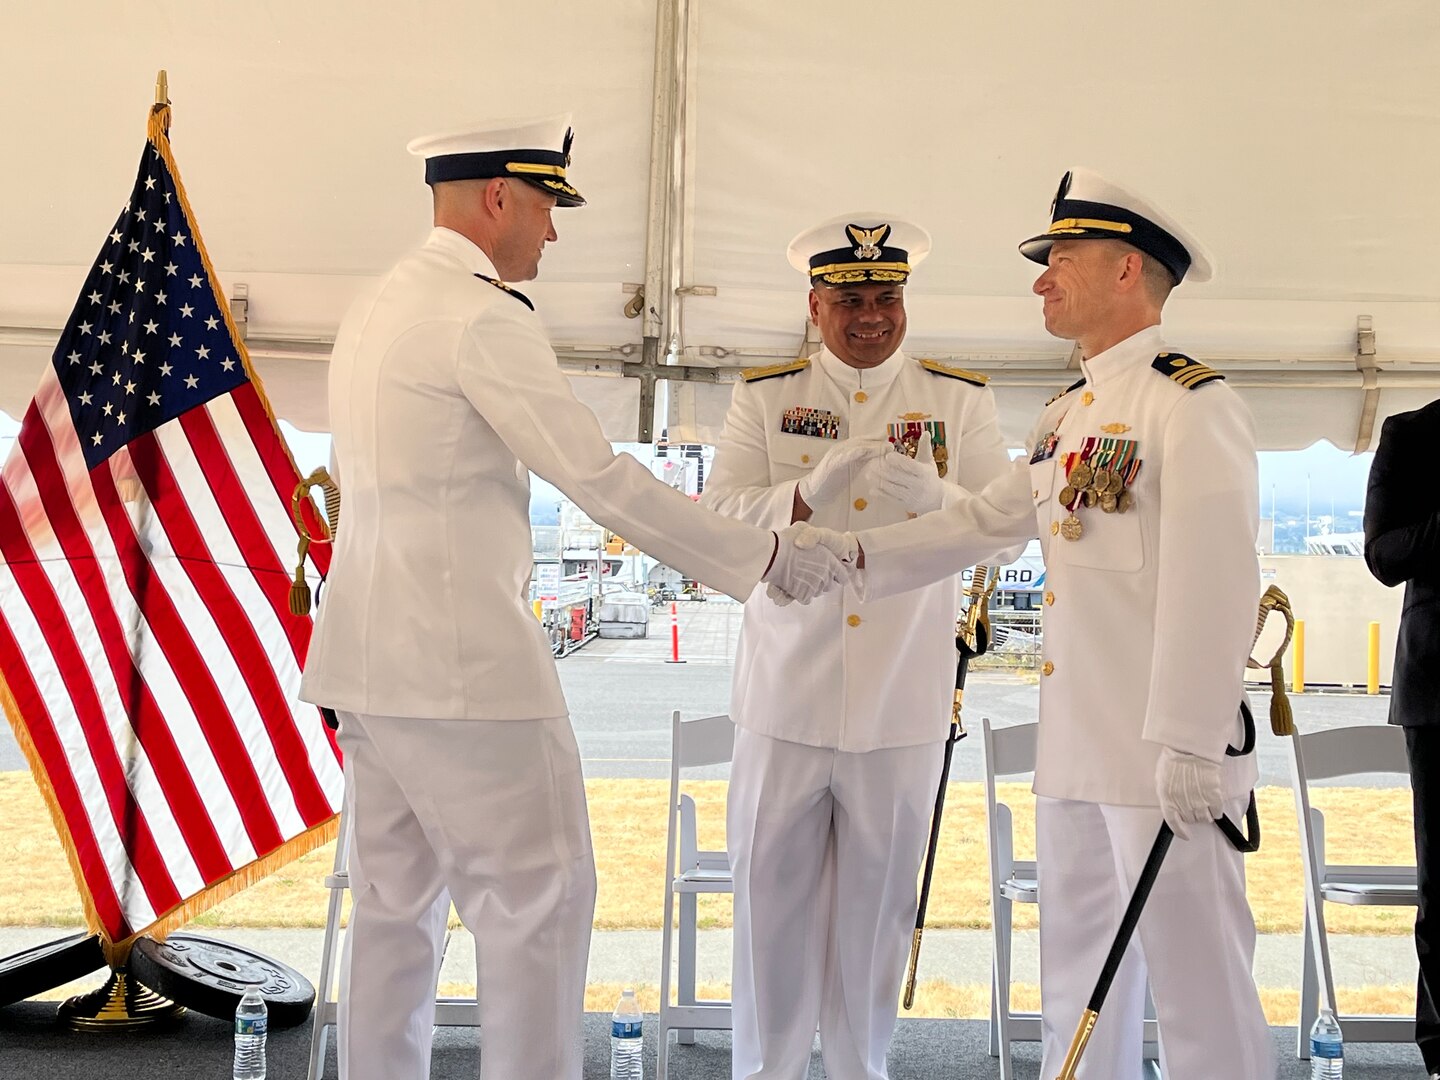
xmin=1304 ymin=474 xmax=1311 ymax=546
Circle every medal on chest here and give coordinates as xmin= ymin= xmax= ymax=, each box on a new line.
xmin=1055 ymin=435 xmax=1143 ymax=540
xmin=886 ymin=416 xmax=948 ymax=477
xmin=780 ymin=405 xmax=842 ymax=439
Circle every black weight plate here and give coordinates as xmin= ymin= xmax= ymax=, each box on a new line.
xmin=0 ymin=933 xmax=106 ymax=1007
xmin=128 ymin=933 xmax=314 ymax=1027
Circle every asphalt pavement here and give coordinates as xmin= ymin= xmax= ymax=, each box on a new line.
xmin=562 ymin=599 xmax=1399 ymax=787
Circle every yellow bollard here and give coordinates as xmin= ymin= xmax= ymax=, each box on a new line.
xmin=1292 ymin=620 xmax=1305 ymax=695
xmin=1368 ymin=621 xmax=1381 ymax=695
xmin=532 ymin=599 xmax=543 ymax=621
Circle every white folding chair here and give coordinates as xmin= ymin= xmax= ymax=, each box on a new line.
xmin=306 ymin=793 xmax=480 ymax=1080
xmin=981 ymin=718 xmax=1158 ymax=1079
xmin=982 ymin=717 xmax=1041 ymax=1078
xmin=1288 ymin=724 xmax=1417 ymax=1058
xmin=657 ymin=711 xmax=736 ymax=1080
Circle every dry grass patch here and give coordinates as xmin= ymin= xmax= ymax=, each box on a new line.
xmin=0 ymin=774 xmax=1419 ymax=936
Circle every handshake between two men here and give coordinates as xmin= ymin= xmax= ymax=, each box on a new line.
xmin=758 ymin=436 xmax=942 ymax=604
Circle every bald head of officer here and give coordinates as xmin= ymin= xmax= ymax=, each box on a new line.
xmin=788 ymin=216 xmax=931 ymax=371
xmin=1019 ymin=166 xmax=1213 ymax=359
xmin=407 ymin=114 xmax=586 ymax=283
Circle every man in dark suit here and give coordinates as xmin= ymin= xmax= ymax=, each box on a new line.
xmin=1364 ymin=397 xmax=1440 ymax=1078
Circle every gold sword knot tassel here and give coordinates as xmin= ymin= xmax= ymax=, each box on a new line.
xmin=1248 ymin=585 xmax=1296 ymax=735
xmin=289 ymin=467 xmax=341 ymax=616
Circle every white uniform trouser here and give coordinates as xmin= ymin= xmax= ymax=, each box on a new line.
xmin=728 ymin=728 xmax=944 ymax=1080
xmin=1036 ymin=796 xmax=1275 ymax=1080
xmin=335 ymin=712 xmax=596 ymax=1080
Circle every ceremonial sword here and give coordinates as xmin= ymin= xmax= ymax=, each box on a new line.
xmin=903 ymin=565 xmax=998 ymax=1009
xmin=1052 ymin=698 xmax=1263 ymax=1080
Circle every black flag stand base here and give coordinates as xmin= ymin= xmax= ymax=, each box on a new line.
xmin=59 ymin=967 xmax=185 ymax=1030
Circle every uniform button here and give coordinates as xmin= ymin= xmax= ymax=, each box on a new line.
xmin=1050 ymin=521 xmax=1060 ymax=536
xmin=801 ymin=454 xmax=811 ymax=464
xmin=1032 ymin=489 xmax=1039 ymax=499
xmin=847 ymin=614 xmax=862 ymax=628
xmin=1042 ymin=661 xmax=1055 ymax=676
xmin=854 ymin=391 xmax=868 ymax=403
xmin=1082 ymin=391 xmax=1095 ymax=406
xmin=1044 ymin=590 xmax=1055 ymax=606
xmin=854 ymin=498 xmax=868 ymax=511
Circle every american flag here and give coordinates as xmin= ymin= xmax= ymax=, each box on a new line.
xmin=0 ymin=103 xmax=343 ymax=946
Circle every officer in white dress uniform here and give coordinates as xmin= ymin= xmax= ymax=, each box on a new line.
xmin=701 ymin=215 xmax=1016 ymax=1080
xmin=839 ymin=171 xmax=1276 ymax=1079
xmin=298 ymin=115 xmax=848 ymax=1080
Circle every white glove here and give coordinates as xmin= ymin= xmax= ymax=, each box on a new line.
xmin=797 ymin=440 xmax=888 ymax=509
xmin=1155 ymin=747 xmax=1224 ymax=841
xmin=876 ymin=431 xmax=948 ymax=515
xmin=762 ymin=522 xmax=857 ymax=606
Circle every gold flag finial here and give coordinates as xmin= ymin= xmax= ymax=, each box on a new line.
xmin=150 ymin=71 xmax=172 ymax=140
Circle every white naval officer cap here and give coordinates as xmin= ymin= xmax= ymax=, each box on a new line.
xmin=786 ymin=213 xmax=932 ymax=287
xmin=1018 ymin=167 xmax=1213 ymax=284
xmin=406 ymin=113 xmax=585 ymax=207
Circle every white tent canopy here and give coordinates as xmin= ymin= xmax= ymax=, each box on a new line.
xmin=2 ymin=1 xmax=1437 ymax=450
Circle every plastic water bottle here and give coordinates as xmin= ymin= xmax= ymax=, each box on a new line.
xmin=609 ymin=986 xmax=643 ymax=1080
xmin=1309 ymin=1009 xmax=1343 ymax=1078
xmin=233 ymin=986 xmax=268 ymax=1080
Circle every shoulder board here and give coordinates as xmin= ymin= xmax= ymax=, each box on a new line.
xmin=1151 ymin=351 xmax=1224 ymax=390
xmin=1045 ymin=377 xmax=1087 ymax=407
xmin=741 ymin=358 xmax=810 ymax=383
xmin=919 ymin=359 xmax=988 ymax=386
xmin=473 ymin=273 xmax=534 ymax=311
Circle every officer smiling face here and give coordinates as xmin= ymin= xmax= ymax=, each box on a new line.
xmin=808 ymin=282 xmax=908 ymax=370
xmin=1033 ymin=239 xmax=1159 ymax=358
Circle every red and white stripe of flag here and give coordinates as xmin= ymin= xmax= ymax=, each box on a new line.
xmin=0 ymin=365 xmax=341 ymax=943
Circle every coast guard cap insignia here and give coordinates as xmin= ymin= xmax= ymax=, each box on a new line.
xmin=847 ymin=223 xmax=892 ymax=261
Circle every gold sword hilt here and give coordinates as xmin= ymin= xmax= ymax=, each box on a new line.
xmin=957 ymin=566 xmax=991 ymax=654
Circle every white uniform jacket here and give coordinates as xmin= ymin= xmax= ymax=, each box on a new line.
xmin=702 ymin=347 xmax=1013 ymax=752
xmin=300 ymin=228 xmax=772 ymax=719
xmin=857 ymin=326 xmax=1261 ymax=803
